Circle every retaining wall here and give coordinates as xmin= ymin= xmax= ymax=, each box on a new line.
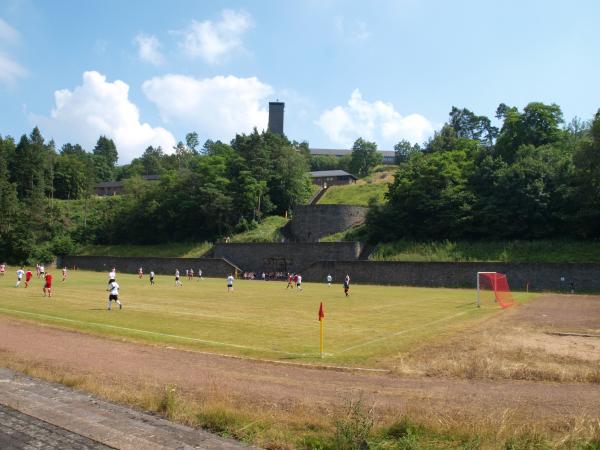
xmin=289 ymin=205 xmax=368 ymax=242
xmin=59 ymin=255 xmax=240 ymax=277
xmin=301 ymin=260 xmax=600 ymax=292
xmin=212 ymin=242 xmax=363 ymax=273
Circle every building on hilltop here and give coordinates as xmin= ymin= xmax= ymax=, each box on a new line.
xmin=310 ymin=170 xmax=357 ymax=187
xmin=310 ymin=148 xmax=396 ymax=165
xmin=94 ymin=175 xmax=160 ymax=196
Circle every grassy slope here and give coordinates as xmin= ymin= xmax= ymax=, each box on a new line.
xmin=78 ymin=242 xmax=213 ymax=258
xmin=79 ymin=216 xmax=288 ymax=255
xmin=0 ymin=269 xmax=528 ymax=366
xmin=372 ymin=240 xmax=600 ymax=263
xmin=317 ymin=166 xmax=395 ymax=206
xmin=229 ymin=216 xmax=288 ymax=243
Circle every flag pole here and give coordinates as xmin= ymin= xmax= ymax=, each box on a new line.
xmin=320 ymin=317 xmax=324 ymax=358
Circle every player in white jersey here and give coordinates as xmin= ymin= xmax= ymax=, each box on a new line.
xmin=149 ymin=270 xmax=155 ymax=285
xmin=326 ymin=274 xmax=332 ymax=286
xmin=175 ymin=269 xmax=182 ymax=286
xmin=106 ymin=280 xmax=122 ymax=310
xmin=198 ymin=269 xmax=203 ymax=280
xmin=15 ymin=267 xmax=24 ymax=287
xmin=62 ymin=267 xmax=68 ymax=282
xmin=108 ymin=268 xmax=116 ymax=283
xmin=227 ymin=274 xmax=234 ymax=292
xmin=296 ymin=274 xmax=303 ymax=291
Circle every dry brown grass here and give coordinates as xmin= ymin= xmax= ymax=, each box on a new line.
xmin=2 ymin=348 xmax=599 ymax=449
xmin=393 ymin=312 xmax=600 ymax=384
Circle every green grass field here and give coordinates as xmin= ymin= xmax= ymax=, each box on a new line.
xmin=0 ymin=269 xmax=532 ymax=366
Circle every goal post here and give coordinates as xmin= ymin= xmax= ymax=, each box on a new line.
xmin=476 ymin=272 xmax=515 ymax=309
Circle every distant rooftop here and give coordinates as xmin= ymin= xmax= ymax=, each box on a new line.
xmin=309 ymin=170 xmax=357 ymax=179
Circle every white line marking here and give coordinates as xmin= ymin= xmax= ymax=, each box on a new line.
xmin=339 ymin=310 xmax=471 ymax=353
xmin=0 ymin=307 xmax=317 ymax=357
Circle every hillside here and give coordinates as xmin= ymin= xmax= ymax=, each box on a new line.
xmin=317 ymin=165 xmax=395 ymax=206
xmin=370 ymin=240 xmax=600 ymax=263
xmin=77 ymin=216 xmax=289 ymax=256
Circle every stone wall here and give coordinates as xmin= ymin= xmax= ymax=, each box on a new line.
xmin=212 ymin=242 xmax=363 ymax=273
xmin=59 ymin=255 xmax=240 ymax=277
xmin=302 ymin=260 xmax=600 ymax=292
xmin=289 ymin=205 xmax=368 ymax=242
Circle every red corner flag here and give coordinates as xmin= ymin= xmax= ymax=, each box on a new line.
xmin=318 ymin=302 xmax=325 ymax=321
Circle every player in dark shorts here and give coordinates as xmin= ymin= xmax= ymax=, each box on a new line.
xmin=343 ymin=274 xmax=350 ymax=297
xmin=107 ymin=280 xmax=122 ymax=310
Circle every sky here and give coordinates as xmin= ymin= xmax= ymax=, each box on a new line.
xmin=1 ymin=0 xmax=600 ymax=163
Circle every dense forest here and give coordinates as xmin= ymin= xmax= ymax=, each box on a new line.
xmin=0 ymin=129 xmax=312 ymax=263
xmin=367 ymin=103 xmax=600 ymax=242
xmin=1 ymin=101 xmax=600 ymax=263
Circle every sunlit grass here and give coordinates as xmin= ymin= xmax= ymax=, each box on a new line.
xmin=0 ymin=269 xmax=532 ymax=366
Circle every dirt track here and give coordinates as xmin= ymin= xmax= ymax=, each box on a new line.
xmin=0 ymin=294 xmax=599 ymax=425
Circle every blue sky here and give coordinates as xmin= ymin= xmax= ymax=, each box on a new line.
xmin=1 ymin=0 xmax=599 ymax=163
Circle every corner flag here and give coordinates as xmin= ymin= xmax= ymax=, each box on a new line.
xmin=318 ymin=302 xmax=324 ymax=358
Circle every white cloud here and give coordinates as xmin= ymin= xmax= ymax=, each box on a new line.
xmin=176 ymin=9 xmax=252 ymax=64
xmin=0 ymin=17 xmax=27 ymax=85
xmin=32 ymin=71 xmax=176 ymax=163
xmin=0 ymin=17 xmax=19 ymax=43
xmin=134 ymin=33 xmax=164 ymax=65
xmin=317 ymin=89 xmax=434 ymax=147
xmin=0 ymin=52 xmax=27 ymax=85
xmin=142 ymin=74 xmax=273 ymax=141
xmin=334 ymin=16 xmax=370 ymax=42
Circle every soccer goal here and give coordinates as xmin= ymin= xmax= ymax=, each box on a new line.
xmin=476 ymin=272 xmax=515 ymax=309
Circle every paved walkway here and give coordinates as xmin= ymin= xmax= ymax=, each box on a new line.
xmin=0 ymin=368 xmax=253 ymax=450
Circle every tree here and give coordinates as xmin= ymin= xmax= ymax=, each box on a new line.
xmin=449 ymin=107 xmax=497 ymax=146
xmin=173 ymin=141 xmax=192 ymax=169
xmin=185 ymin=132 xmax=200 ymax=154
xmin=423 ymin=125 xmax=460 ymax=153
xmin=0 ymin=136 xmax=19 ymax=242
xmin=495 ymin=102 xmax=564 ymax=162
xmin=93 ymin=136 xmax=118 ymax=168
xmin=368 ymin=150 xmax=475 ymax=240
xmin=310 ymin=155 xmax=340 ymax=171
xmin=10 ymin=132 xmax=47 ymax=199
xmin=573 ymin=109 xmax=600 ymax=237
xmin=53 ymin=154 xmax=92 ymax=199
xmin=349 ymin=138 xmax=382 ymax=177
xmin=140 ymin=146 xmax=164 ymax=175
xmin=394 ymin=140 xmax=420 ymax=164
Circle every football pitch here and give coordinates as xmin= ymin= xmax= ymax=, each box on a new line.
xmin=0 ymin=270 xmax=533 ymax=366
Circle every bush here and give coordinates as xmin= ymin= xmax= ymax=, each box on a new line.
xmin=332 ymin=397 xmax=374 ymax=450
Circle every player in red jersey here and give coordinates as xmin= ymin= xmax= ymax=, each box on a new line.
xmin=43 ymin=271 xmax=53 ymax=297
xmin=286 ymin=273 xmax=293 ymax=289
xmin=25 ymin=269 xmax=33 ymax=288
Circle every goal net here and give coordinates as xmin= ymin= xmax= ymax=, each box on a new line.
xmin=476 ymin=272 xmax=515 ymax=309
